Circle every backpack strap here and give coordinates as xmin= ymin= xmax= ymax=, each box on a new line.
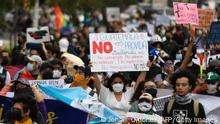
xmin=167 ymin=99 xmax=175 ymax=114
xmin=193 ymin=100 xmax=199 ymax=117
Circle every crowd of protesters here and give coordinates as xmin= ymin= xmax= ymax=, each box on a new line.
xmin=0 ymin=3 xmax=219 ymax=124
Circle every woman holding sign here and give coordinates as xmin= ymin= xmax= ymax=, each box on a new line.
xmin=94 ymin=72 xmax=141 ymax=121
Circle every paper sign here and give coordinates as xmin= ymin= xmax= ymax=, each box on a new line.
xmin=29 ymin=79 xmax=65 ymax=99
xmin=26 ymin=26 xmax=50 ymax=43
xmin=173 ymin=2 xmax=199 ymax=25
xmin=156 ymin=15 xmax=171 ymax=26
xmin=89 ymin=33 xmax=149 ymax=72
xmin=197 ymin=9 xmax=215 ymax=29
xmin=106 ymin=7 xmax=120 ymax=22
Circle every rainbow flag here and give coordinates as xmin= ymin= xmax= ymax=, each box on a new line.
xmin=54 ymin=4 xmax=71 ymax=35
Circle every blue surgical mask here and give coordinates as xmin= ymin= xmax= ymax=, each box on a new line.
xmin=27 ymin=63 xmax=34 ymax=71
xmin=175 ymin=54 xmax=182 ymax=60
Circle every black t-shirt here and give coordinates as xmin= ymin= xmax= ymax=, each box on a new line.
xmin=163 ymin=100 xmax=206 ymax=124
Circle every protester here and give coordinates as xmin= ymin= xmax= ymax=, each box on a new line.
xmin=197 ymin=72 xmax=220 ymax=97
xmin=94 ymin=72 xmax=141 ymax=118
xmin=163 ymin=69 xmax=206 ymax=124
xmin=0 ymin=78 xmax=47 ymax=124
xmin=14 ymin=55 xmax=43 ymax=80
xmin=11 ymin=32 xmax=27 ymax=66
xmin=0 ymin=52 xmax=11 ymax=90
xmin=128 ymin=93 xmax=160 ymax=124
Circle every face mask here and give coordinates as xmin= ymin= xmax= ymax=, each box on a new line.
xmin=175 ymin=93 xmax=192 ymax=105
xmin=207 ymin=83 xmax=218 ymax=94
xmin=2 ymin=57 xmax=9 ymax=65
xmin=74 ymin=73 xmax=84 ymax=83
xmin=42 ymin=70 xmax=53 ymax=79
xmin=175 ymin=54 xmax=182 ymax=60
xmin=75 ymin=47 xmax=81 ymax=55
xmin=142 ymin=88 xmax=157 ymax=98
xmin=53 ymin=70 xmax=62 ymax=78
xmin=27 ymin=63 xmax=34 ymax=71
xmin=11 ymin=108 xmax=23 ymax=121
xmin=138 ymin=102 xmax=152 ymax=112
xmin=112 ymin=83 xmax=124 ymax=92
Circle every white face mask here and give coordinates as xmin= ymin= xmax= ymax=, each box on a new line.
xmin=207 ymin=83 xmax=218 ymax=93
xmin=112 ymin=83 xmax=124 ymax=92
xmin=53 ymin=70 xmax=62 ymax=78
xmin=138 ymin=102 xmax=152 ymax=112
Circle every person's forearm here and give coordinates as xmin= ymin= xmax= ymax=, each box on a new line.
xmin=180 ymin=43 xmax=193 ymax=69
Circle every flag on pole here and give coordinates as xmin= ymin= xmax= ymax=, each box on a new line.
xmin=38 ymin=85 xmax=122 ymax=123
xmin=54 ymin=4 xmax=71 ymax=35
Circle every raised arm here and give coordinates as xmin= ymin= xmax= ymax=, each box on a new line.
xmin=180 ymin=42 xmax=194 ymax=69
xmin=31 ymin=84 xmax=44 ymax=102
xmin=93 ymin=73 xmax=102 ymax=95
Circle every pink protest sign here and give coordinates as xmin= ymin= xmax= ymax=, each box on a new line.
xmin=173 ymin=2 xmax=199 ymax=25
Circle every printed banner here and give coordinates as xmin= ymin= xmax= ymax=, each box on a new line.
xmin=207 ymin=22 xmax=220 ymax=52
xmin=0 ymin=96 xmax=88 ymax=124
xmin=173 ymin=2 xmax=199 ymax=25
xmin=89 ymin=33 xmax=149 ymax=72
xmin=29 ymin=79 xmax=65 ymax=99
xmin=26 ymin=26 xmax=50 ymax=43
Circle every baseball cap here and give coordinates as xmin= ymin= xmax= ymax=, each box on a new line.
xmin=59 ymin=38 xmax=69 ymax=52
xmin=139 ymin=93 xmax=153 ymax=101
xmin=206 ymin=72 xmax=220 ymax=81
xmin=27 ymin=55 xmax=43 ymax=64
xmin=74 ymin=65 xmax=91 ymax=76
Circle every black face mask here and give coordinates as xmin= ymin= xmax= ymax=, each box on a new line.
xmin=2 ymin=57 xmax=9 ymax=65
xmin=142 ymin=88 xmax=157 ymax=98
xmin=75 ymin=47 xmax=81 ymax=55
xmin=10 ymin=108 xmax=23 ymax=121
xmin=42 ymin=70 xmax=53 ymax=79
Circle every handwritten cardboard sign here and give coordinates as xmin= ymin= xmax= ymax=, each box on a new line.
xmin=173 ymin=2 xmax=199 ymax=25
xmin=26 ymin=26 xmax=50 ymax=43
xmin=89 ymin=33 xmax=149 ymax=72
xmin=197 ymin=9 xmax=215 ymax=29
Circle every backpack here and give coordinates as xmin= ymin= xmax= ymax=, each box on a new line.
xmin=0 ymin=69 xmax=7 ymax=90
xmin=167 ymin=99 xmax=199 ymax=117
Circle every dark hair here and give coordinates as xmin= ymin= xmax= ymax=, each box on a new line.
xmin=130 ymin=79 xmax=155 ymax=104
xmin=49 ymin=59 xmax=63 ymax=68
xmin=12 ymin=94 xmax=38 ymax=121
xmin=170 ymin=69 xmax=196 ymax=92
xmin=107 ymin=73 xmax=126 ymax=92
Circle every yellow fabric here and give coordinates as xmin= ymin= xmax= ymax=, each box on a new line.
xmin=15 ymin=118 xmax=32 ymax=124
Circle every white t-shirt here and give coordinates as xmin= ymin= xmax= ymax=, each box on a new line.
xmin=99 ymin=84 xmax=134 ymax=118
